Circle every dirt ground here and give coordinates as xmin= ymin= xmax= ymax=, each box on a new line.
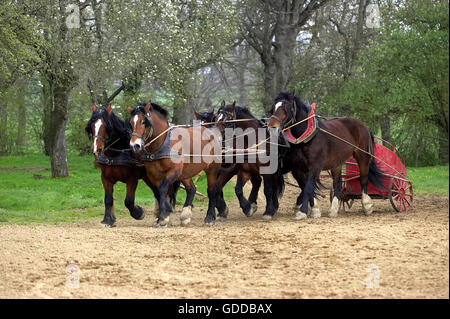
xmin=0 ymin=177 xmax=448 ymax=299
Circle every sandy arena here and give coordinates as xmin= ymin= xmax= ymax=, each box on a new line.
xmin=0 ymin=179 xmax=448 ymax=299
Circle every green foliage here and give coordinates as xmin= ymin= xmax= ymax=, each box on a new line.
xmin=337 ymin=0 xmax=449 ymax=165
xmin=0 ymin=0 xmax=40 ymax=89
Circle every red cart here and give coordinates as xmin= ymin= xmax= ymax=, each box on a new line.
xmin=338 ymin=136 xmax=413 ymax=212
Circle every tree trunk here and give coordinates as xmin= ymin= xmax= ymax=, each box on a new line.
xmin=262 ymin=59 xmax=277 ymax=112
xmin=172 ymin=76 xmax=195 ymax=124
xmin=380 ymin=115 xmax=391 ymax=146
xmin=438 ymin=137 xmax=449 ymax=165
xmin=43 ymin=80 xmax=70 ymax=177
xmin=15 ymin=86 xmax=26 ymax=154
xmin=0 ymin=100 xmax=8 ymax=156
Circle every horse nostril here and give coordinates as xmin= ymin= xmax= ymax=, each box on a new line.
xmin=133 ymin=144 xmax=141 ymax=152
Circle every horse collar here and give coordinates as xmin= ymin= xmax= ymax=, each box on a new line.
xmin=141 ymin=128 xmax=182 ymax=161
xmin=283 ymin=103 xmax=318 ymax=144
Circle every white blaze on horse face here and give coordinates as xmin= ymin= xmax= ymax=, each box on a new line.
xmin=217 ymin=113 xmax=224 ymax=122
xmin=274 ymin=102 xmax=283 ymax=112
xmin=93 ymin=119 xmax=102 ymax=153
xmin=130 ymin=115 xmax=143 ymax=147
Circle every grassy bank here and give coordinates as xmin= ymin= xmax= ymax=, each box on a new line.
xmin=406 ymin=165 xmax=449 ymax=196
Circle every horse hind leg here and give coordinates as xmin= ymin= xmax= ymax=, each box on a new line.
xmin=204 ymin=165 xmax=221 ymax=226
xmin=309 ymin=197 xmax=321 ymax=218
xmin=328 ymin=167 xmax=342 ymax=218
xmin=355 ymin=153 xmax=374 ymax=215
xmin=294 ymin=170 xmax=319 ymax=220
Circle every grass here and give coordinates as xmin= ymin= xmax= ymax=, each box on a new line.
xmin=0 ymin=155 xmax=447 ymax=224
xmin=406 ymin=165 xmax=449 ymax=196
xmin=0 ymin=154 xmax=236 ymax=224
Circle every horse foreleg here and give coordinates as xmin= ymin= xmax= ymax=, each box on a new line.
xmin=101 ymin=177 xmax=116 ymax=227
xmin=261 ymin=174 xmax=278 ymax=220
xmin=215 ymin=165 xmax=238 ymax=220
xmin=295 ymin=169 xmax=320 ymax=220
xmin=155 ymin=171 xmax=180 ymax=227
xmin=204 ymin=165 xmax=221 ymax=226
xmin=247 ymin=174 xmax=262 ymax=217
xmin=235 ymin=170 xmax=253 ymax=217
xmin=125 ymin=178 xmax=145 ymax=220
xmin=179 ymin=178 xmax=196 ymax=226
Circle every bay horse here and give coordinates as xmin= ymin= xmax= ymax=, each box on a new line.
xmin=214 ymin=100 xmax=285 ymax=219
xmin=267 ymin=91 xmax=385 ymax=219
xmin=128 ymin=101 xmax=223 ymax=226
xmin=194 ymin=106 xmax=262 ymax=219
xmin=85 ymin=104 xmax=178 ymax=227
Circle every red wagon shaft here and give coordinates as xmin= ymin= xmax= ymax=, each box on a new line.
xmin=340 ymin=136 xmax=413 ymax=212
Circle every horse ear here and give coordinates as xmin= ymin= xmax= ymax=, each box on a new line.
xmin=127 ymin=106 xmax=133 ymax=113
xmin=230 ymin=101 xmax=236 ymax=110
xmin=194 ymin=109 xmax=200 ymax=119
xmin=145 ymin=101 xmax=151 ymax=113
xmin=91 ymin=104 xmax=97 ymax=112
xmin=221 ymin=100 xmax=225 ymax=108
xmin=106 ymin=104 xmax=112 ymax=115
xmin=209 ymin=108 xmax=214 ymax=115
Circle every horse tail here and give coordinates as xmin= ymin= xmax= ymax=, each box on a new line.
xmin=367 ymin=132 xmax=386 ymax=190
xmin=277 ymin=172 xmax=285 ymax=198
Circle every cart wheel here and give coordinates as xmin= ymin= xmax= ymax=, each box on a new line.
xmin=340 ymin=198 xmax=354 ymax=212
xmin=389 ymin=177 xmax=413 ymax=212
xmin=331 ymin=181 xmax=353 ymax=212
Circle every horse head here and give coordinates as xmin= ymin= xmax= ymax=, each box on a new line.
xmin=194 ymin=108 xmax=215 ymax=126
xmin=215 ymin=100 xmax=236 ymax=131
xmin=86 ymin=104 xmax=113 ymax=157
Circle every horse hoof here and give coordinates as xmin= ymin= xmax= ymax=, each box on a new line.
xmin=156 ymin=216 xmax=170 ymax=227
xmin=217 ymin=207 xmax=229 ymax=220
xmin=100 ymin=222 xmax=116 ymax=228
xmin=247 ymin=203 xmax=257 ymax=217
xmin=205 ymin=221 xmax=215 ymax=226
xmin=294 ymin=212 xmax=307 ymax=220
xmin=261 ymin=214 xmax=273 ymax=221
xmin=309 ymin=208 xmax=321 ymax=218
xmin=328 ymin=211 xmax=338 ymax=218
xmin=180 ymin=206 xmax=192 ymax=222
xmin=363 ymin=206 xmax=374 ymax=215
xmin=181 ymin=218 xmax=191 ymax=226
xmin=131 ymin=206 xmax=145 ymax=220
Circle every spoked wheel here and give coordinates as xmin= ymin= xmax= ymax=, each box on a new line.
xmin=389 ymin=177 xmax=413 ymax=212
xmin=330 ymin=181 xmax=354 ymax=212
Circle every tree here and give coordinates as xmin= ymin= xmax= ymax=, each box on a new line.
xmin=339 ymin=0 xmax=449 ymax=164
xmin=239 ymin=0 xmax=330 ymax=111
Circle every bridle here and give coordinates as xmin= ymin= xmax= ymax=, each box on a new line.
xmin=131 ymin=111 xmax=154 ymax=144
xmin=216 ymin=108 xmax=236 ymax=130
xmin=270 ymin=99 xmax=297 ymax=129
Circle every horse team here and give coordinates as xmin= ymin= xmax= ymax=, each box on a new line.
xmin=86 ymin=90 xmax=385 ymax=227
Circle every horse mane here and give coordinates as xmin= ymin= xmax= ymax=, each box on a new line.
xmin=234 ymin=106 xmax=264 ymax=126
xmin=132 ymin=101 xmax=170 ymax=121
